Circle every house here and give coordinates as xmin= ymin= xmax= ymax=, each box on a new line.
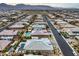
xmin=26 ymin=15 xmax=33 ymax=19
xmin=16 ymin=22 xmax=29 ymax=25
xmin=61 ymin=24 xmax=76 ymax=28
xmin=34 ymin=19 xmax=44 ymax=22
xmin=0 ymin=30 xmax=18 ymax=36
xmin=56 ymin=21 xmax=67 ymax=25
xmin=64 ymin=19 xmax=75 ymax=22
xmin=21 ymin=19 xmax=29 ymax=22
xmin=0 ymin=40 xmax=11 ymax=51
xmin=24 ymin=38 xmax=53 ymax=50
xmin=9 ymin=24 xmax=25 ymax=29
xmin=67 ymin=27 xmax=79 ymax=36
xmin=0 ymin=30 xmax=18 ymax=40
xmin=0 ymin=36 xmax=13 ymax=40
xmin=31 ymin=29 xmax=52 ymax=38
xmin=33 ymin=22 xmax=47 ymax=25
xmin=32 ymin=24 xmax=46 ymax=30
xmin=2 ymin=19 xmax=8 ymax=22
xmin=23 ymin=38 xmax=53 ymax=55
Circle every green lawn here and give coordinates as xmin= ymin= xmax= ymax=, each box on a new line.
xmin=60 ymin=32 xmax=69 ymax=38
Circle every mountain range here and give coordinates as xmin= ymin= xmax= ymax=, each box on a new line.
xmin=0 ymin=3 xmax=79 ymax=11
xmin=0 ymin=3 xmax=55 ymax=11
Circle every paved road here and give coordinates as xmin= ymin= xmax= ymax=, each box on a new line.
xmin=43 ymin=15 xmax=74 ymax=56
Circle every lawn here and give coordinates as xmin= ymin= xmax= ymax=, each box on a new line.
xmin=60 ymin=32 xmax=69 ymax=38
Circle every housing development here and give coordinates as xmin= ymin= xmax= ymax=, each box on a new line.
xmin=0 ymin=3 xmax=79 ymax=56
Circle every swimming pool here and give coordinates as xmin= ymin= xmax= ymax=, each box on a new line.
xmin=25 ymin=32 xmax=31 ymax=37
xmin=19 ymin=43 xmax=25 ymax=50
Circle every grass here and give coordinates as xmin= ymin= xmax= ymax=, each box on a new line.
xmin=18 ymin=31 xmax=24 ymax=36
xmin=3 ymin=48 xmax=9 ymax=52
xmin=3 ymin=46 xmax=11 ymax=53
xmin=25 ymin=36 xmax=32 ymax=39
xmin=60 ymin=32 xmax=69 ymax=38
xmin=12 ymin=42 xmax=20 ymax=50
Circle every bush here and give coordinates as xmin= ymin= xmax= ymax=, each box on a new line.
xmin=22 ymin=39 xmax=26 ymax=42
xmin=18 ymin=31 xmax=23 ymax=37
xmin=26 ymin=36 xmax=31 ymax=39
xmin=60 ymin=32 xmax=69 ymax=38
xmin=3 ymin=48 xmax=9 ymax=52
xmin=13 ymin=42 xmax=19 ymax=49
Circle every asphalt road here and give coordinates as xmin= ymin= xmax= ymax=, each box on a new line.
xmin=43 ymin=15 xmax=74 ymax=56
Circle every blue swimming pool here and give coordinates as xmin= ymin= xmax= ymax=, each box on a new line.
xmin=25 ymin=32 xmax=31 ymax=37
xmin=19 ymin=43 xmax=25 ymax=50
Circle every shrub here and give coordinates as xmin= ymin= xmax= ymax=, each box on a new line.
xmin=60 ymin=32 xmax=69 ymax=38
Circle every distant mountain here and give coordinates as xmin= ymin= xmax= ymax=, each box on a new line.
xmin=14 ymin=4 xmax=55 ymax=10
xmin=0 ymin=3 xmax=54 ymax=11
xmin=0 ymin=3 xmax=14 ymax=11
xmin=0 ymin=3 xmax=79 ymax=12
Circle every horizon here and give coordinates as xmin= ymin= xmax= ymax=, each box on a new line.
xmin=0 ymin=0 xmax=79 ymax=8
xmin=0 ymin=3 xmax=79 ymax=8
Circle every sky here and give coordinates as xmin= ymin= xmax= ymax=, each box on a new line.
xmin=0 ymin=0 xmax=79 ymax=8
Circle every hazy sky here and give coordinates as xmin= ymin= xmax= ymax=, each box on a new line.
xmin=0 ymin=0 xmax=79 ymax=8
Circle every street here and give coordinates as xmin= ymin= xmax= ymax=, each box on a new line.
xmin=43 ymin=15 xmax=74 ymax=56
